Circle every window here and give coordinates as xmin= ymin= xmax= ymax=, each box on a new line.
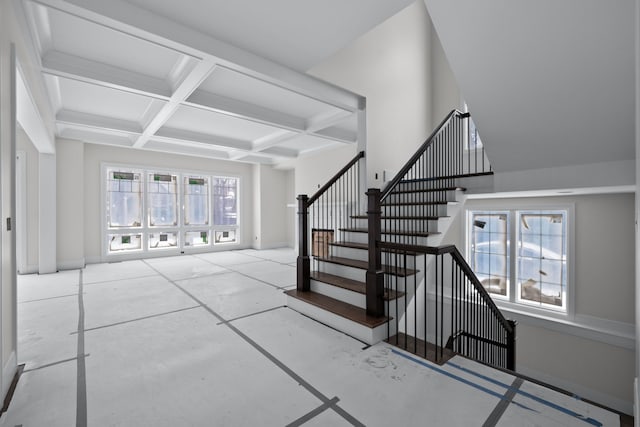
xmin=213 ymin=177 xmax=238 ymax=226
xmin=463 ymin=102 xmax=483 ymax=150
xmin=104 ymin=165 xmax=240 ymax=256
xmin=148 ymin=173 xmax=178 ymax=227
xmin=184 ymin=176 xmax=209 ymax=226
xmin=467 ymin=208 xmax=570 ymax=313
xmin=107 ymin=170 xmax=142 ymax=228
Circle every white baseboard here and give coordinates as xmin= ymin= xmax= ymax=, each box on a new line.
xmin=253 ymin=242 xmax=290 ymax=250
xmin=2 ymin=351 xmax=17 ymax=403
xmin=518 ymin=364 xmax=633 ymax=415
xmin=57 ymin=258 xmax=86 ymax=271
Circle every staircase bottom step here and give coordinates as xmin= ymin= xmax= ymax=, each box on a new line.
xmin=386 ymin=332 xmax=456 ymax=366
xmin=285 ymin=289 xmax=391 ymax=345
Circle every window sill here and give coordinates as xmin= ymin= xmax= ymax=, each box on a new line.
xmin=495 ymin=303 xmax=635 ymax=350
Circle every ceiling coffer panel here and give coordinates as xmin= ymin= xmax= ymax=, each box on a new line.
xmin=34 ymin=3 xmax=189 ymax=82
xmin=161 ymin=104 xmax=285 ymax=143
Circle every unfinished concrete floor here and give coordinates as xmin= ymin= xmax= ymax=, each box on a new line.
xmin=2 ymin=248 xmax=622 ymax=426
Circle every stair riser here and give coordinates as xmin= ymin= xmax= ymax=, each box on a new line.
xmin=382 ymin=204 xmax=451 ymax=217
xmin=352 ymin=217 xmax=441 ymax=232
xmin=394 ymin=181 xmax=460 ymax=192
xmin=311 ymin=279 xmax=365 ymax=308
xmin=383 ymin=191 xmax=459 ymax=204
xmin=329 ymin=245 xmax=422 ymax=269
xmin=314 ymin=259 xmax=422 ymax=289
xmin=315 ymin=260 xmax=365 ymax=282
xmin=286 ymin=296 xmax=394 ymax=345
xmin=340 ymin=231 xmax=436 ymax=246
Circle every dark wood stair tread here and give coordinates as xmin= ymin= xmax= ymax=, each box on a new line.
xmin=339 ymin=228 xmax=439 ymax=238
xmin=315 ymin=255 xmax=417 ymax=276
xmin=285 ymin=289 xmax=390 ymax=328
xmin=329 ymin=241 xmax=421 ymax=256
xmin=382 ymin=201 xmax=456 ymax=207
xmin=310 ymin=271 xmax=404 ymax=300
xmin=390 ymin=186 xmax=466 ymax=195
xmin=350 ymin=215 xmax=445 ymax=220
xmin=398 ymin=171 xmax=493 ymax=183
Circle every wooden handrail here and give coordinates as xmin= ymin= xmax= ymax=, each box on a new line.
xmin=308 ymin=151 xmax=365 ymax=205
xmin=380 ymin=109 xmax=463 ymax=201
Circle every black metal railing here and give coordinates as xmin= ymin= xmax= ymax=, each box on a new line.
xmin=297 ymin=151 xmax=365 ymax=291
xmin=379 ymin=242 xmax=515 ymax=370
xmin=378 ymin=110 xmax=492 ymax=247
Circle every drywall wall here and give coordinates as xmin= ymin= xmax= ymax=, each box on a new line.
xmin=16 ymin=129 xmax=39 ymax=273
xmin=285 ymin=169 xmax=295 ymax=248
xmin=80 ymin=144 xmax=254 ymax=262
xmin=293 ymin=144 xmax=358 ymax=198
xmin=56 ymin=139 xmax=84 ymax=269
xmin=461 ymin=192 xmax=635 ymax=412
xmin=308 ymin=0 xmax=439 ymax=189
xmin=430 ymin=24 xmax=461 ymax=125
xmin=252 ymin=164 xmax=290 ymax=249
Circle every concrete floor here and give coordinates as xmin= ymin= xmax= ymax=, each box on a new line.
xmin=2 ymin=248 xmax=621 ymax=426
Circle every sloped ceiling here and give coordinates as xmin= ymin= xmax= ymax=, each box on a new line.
xmin=424 ymin=0 xmax=635 ymax=173
xmin=20 ymin=0 xmax=414 ymax=164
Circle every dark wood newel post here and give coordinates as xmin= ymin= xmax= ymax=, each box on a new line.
xmin=297 ymin=194 xmax=310 ymax=292
xmin=506 ymin=320 xmax=517 ymax=370
xmin=366 ymin=188 xmax=384 ymax=317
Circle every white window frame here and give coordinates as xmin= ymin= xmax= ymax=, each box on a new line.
xmin=101 ymin=163 xmax=241 ymax=259
xmin=465 ymin=203 xmax=575 ymax=321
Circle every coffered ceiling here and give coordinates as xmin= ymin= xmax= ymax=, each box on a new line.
xmin=20 ymin=0 xmax=414 ymax=165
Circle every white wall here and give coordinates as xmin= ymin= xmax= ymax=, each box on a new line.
xmin=56 ymin=139 xmax=84 ymax=269
xmin=79 ymin=144 xmax=255 ymax=263
xmin=285 ymin=169 xmax=295 ymax=248
xmin=460 ymin=193 xmax=636 ymax=413
xmin=0 ymin=0 xmax=17 ymax=400
xmin=307 ymin=1 xmax=441 ymax=189
xmin=16 ymin=129 xmax=39 ymax=273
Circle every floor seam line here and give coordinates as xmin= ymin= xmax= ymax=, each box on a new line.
xmin=194 ymin=256 xmax=294 ymax=290
xmin=216 ymin=305 xmax=286 ymax=325
xmin=71 ymin=305 xmax=201 ymax=334
xmin=76 ymin=269 xmax=87 ymax=427
xmin=285 ymin=396 xmax=340 ymax=427
xmin=482 ymin=377 xmax=524 ymax=427
xmin=23 ymin=354 xmax=90 ymax=373
xmin=141 ymin=259 xmax=365 ymax=427
xmin=19 ymin=293 xmax=81 ymax=304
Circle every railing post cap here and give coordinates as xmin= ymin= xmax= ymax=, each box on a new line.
xmin=297 ymin=194 xmax=308 ymax=200
xmin=366 ymin=188 xmax=381 ymax=195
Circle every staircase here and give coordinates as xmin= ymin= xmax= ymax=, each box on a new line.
xmin=286 ymin=110 xmax=516 ymax=369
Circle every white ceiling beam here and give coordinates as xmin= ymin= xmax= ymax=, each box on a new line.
xmin=58 ymin=126 xmax=135 ymax=147
xmin=154 ymin=127 xmax=252 ymax=152
xmin=142 ymin=140 xmax=232 ymax=160
xmin=311 ymin=127 xmax=357 ymax=144
xmin=186 ymin=89 xmax=306 ymax=132
xmin=42 ymin=50 xmax=172 ymax=99
xmin=306 ymin=110 xmax=354 ymax=134
xmin=132 ymin=58 xmax=217 ymax=148
xmin=258 ymin=146 xmax=298 ymax=159
xmin=16 ymin=65 xmax=55 ymax=153
xmin=252 ymin=129 xmax=295 ymax=152
xmin=56 ymin=109 xmax=143 ymax=134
